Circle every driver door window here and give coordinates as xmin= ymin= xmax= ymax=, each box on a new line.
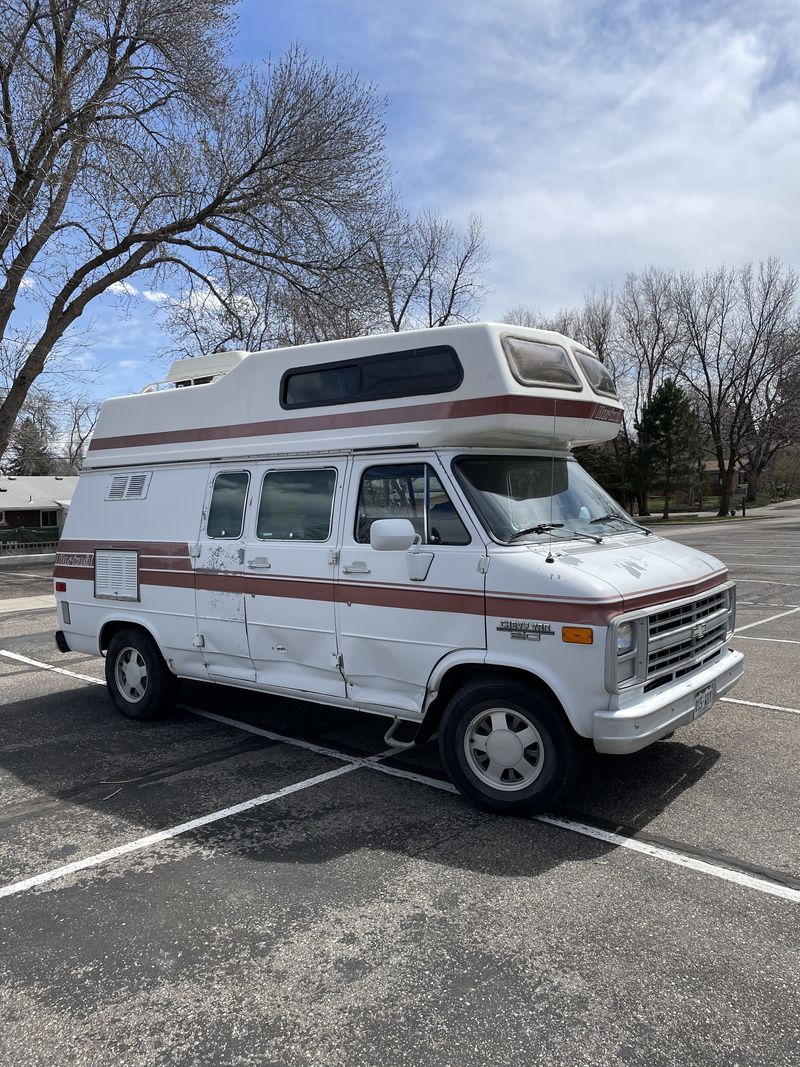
xmin=355 ymin=464 xmax=470 ymax=545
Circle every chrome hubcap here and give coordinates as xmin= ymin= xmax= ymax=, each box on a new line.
xmin=115 ymin=647 xmax=148 ymax=703
xmin=464 ymin=707 xmax=544 ymax=791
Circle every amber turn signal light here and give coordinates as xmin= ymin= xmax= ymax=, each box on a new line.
xmin=562 ymin=626 xmax=593 ymax=644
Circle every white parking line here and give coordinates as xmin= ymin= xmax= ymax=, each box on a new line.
xmin=0 ymin=648 xmax=103 ymax=683
xmin=733 ymin=635 xmax=800 ymax=645
xmin=735 ymin=579 xmax=800 ymax=588
xmin=196 ymin=709 xmax=800 ymax=904
xmin=734 ymin=606 xmax=800 ymax=633
xmin=0 ymin=763 xmax=361 ymax=901
xmin=2 ymin=651 xmax=798 ymax=905
xmin=729 ymin=564 xmax=800 ymax=570
xmin=186 ymin=706 xmax=458 ymax=795
xmin=722 ymin=697 xmax=800 ymax=717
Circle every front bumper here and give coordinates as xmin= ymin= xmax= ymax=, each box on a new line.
xmin=592 ymin=647 xmax=744 ymax=754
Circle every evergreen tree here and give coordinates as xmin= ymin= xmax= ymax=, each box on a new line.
xmin=6 ymin=418 xmax=56 ymax=476
xmin=636 ymin=380 xmax=704 ymax=518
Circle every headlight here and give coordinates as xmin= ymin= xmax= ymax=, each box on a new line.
xmin=617 ymin=622 xmax=634 ymax=655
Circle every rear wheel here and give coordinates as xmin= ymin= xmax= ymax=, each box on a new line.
xmin=105 ymin=627 xmax=177 ymax=721
xmin=438 ymin=677 xmax=581 ymax=814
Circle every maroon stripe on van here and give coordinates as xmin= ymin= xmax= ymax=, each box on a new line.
xmin=53 ymin=565 xmax=94 ymax=581
xmin=55 ymin=550 xmax=729 ymax=625
xmin=140 ymin=570 xmax=195 ymax=589
xmin=486 ymin=596 xmax=620 ymax=626
xmin=337 ymin=581 xmax=484 ymax=615
xmin=620 ymin=570 xmax=729 ymax=611
xmin=58 ymin=539 xmax=190 ymax=558
xmin=87 ymin=394 xmax=624 ymax=452
xmin=139 ymin=556 xmax=193 ymax=572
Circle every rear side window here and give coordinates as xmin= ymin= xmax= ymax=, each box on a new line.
xmin=573 ymin=349 xmax=618 ymax=398
xmin=257 ymin=469 xmax=337 ymax=541
xmin=282 ymin=345 xmax=462 ymax=409
xmin=356 ymin=464 xmax=470 ymax=545
xmin=207 ymin=471 xmax=249 ymax=538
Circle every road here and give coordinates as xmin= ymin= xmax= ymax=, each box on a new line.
xmin=0 ymin=516 xmax=798 ymax=1066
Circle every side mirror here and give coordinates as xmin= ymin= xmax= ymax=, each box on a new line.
xmin=370 ymin=518 xmax=418 ymax=552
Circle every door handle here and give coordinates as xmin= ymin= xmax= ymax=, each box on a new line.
xmin=247 ymin=557 xmax=271 ymax=570
xmin=342 ymin=561 xmax=370 ymax=574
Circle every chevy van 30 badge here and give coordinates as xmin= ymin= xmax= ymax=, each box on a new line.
xmin=497 ymin=620 xmax=555 ymax=640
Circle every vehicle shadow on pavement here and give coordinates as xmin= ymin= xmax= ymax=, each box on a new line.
xmin=0 ymin=681 xmax=721 ymax=884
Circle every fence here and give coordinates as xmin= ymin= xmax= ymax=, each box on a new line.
xmin=0 ymin=527 xmax=60 ymax=555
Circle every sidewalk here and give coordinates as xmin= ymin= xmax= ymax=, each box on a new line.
xmin=0 ymin=595 xmax=56 ymax=615
xmin=640 ymin=497 xmax=800 ymax=523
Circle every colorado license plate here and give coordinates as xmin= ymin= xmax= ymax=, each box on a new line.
xmin=694 ymin=684 xmax=714 ymax=719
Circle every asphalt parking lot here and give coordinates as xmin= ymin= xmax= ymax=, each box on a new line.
xmin=1 ymin=515 xmax=798 ymax=1067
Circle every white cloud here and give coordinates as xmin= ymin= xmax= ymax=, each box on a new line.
xmin=107 ymin=280 xmax=139 ymax=296
xmin=118 ymin=359 xmax=144 ymax=370
xmin=300 ymin=0 xmax=800 ymax=315
xmin=142 ymin=289 xmax=170 ymax=303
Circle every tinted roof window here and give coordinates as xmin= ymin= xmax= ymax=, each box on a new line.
xmin=282 ymin=345 xmax=462 ymax=409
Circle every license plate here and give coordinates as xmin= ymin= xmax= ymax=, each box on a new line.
xmin=694 ymin=683 xmax=714 ymax=719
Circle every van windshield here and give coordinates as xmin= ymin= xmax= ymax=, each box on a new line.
xmin=453 ymin=456 xmax=638 ymax=543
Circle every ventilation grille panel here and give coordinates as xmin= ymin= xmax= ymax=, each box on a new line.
xmin=95 ymin=550 xmax=139 ymax=600
xmin=105 ymin=472 xmax=152 ymax=501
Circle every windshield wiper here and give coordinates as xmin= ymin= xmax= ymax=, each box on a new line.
xmin=508 ymin=523 xmax=564 ymax=541
xmin=559 ymin=528 xmax=604 ymax=544
xmin=589 ymin=513 xmax=652 ymax=535
xmin=508 ymin=523 xmax=604 ymax=545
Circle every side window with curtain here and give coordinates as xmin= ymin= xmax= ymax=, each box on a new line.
xmin=207 ymin=471 xmax=249 ymax=538
xmin=356 ymin=465 xmax=470 ymax=545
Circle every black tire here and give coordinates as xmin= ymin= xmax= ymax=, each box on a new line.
xmin=105 ymin=627 xmax=177 ymax=721
xmin=438 ymin=677 xmax=581 ymax=815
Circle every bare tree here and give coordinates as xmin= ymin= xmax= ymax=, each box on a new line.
xmin=677 ymin=259 xmax=798 ymax=515
xmin=164 ymin=205 xmax=489 ymax=356
xmin=0 ymin=1 xmax=386 ymax=454
xmin=164 ymin=250 xmax=384 ymax=358
xmin=369 ymin=208 xmax=488 ymax=332
xmin=615 ymin=267 xmax=683 ymax=417
xmin=60 ymin=392 xmax=101 ymax=472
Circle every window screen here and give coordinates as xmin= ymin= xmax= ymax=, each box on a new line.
xmin=282 ymin=345 xmax=462 ymax=408
xmin=356 ymin=464 xmax=470 ymax=545
xmin=207 ymin=471 xmax=249 ymax=538
xmin=257 ymin=469 xmax=337 ymax=541
xmin=40 ymin=510 xmax=59 ymax=527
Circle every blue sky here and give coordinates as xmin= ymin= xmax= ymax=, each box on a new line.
xmin=25 ymin=0 xmax=800 ymax=397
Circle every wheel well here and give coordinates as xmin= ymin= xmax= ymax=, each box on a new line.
xmin=99 ymin=619 xmax=154 ymax=654
xmin=416 ymin=663 xmax=566 ymax=744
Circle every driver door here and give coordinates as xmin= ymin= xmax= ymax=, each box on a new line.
xmin=336 ymin=455 xmax=487 ymax=714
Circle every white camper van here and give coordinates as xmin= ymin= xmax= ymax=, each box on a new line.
xmin=54 ymin=323 xmax=743 ymax=814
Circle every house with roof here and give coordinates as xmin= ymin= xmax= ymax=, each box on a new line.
xmin=0 ymin=475 xmax=78 ymax=549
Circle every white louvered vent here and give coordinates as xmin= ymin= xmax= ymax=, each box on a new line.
xmin=105 ymin=472 xmax=152 ymax=501
xmin=95 ymin=550 xmax=139 ymax=600
xmin=107 ymin=474 xmax=127 ymax=500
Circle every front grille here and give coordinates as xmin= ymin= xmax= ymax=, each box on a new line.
xmin=645 ymin=588 xmax=730 ymax=690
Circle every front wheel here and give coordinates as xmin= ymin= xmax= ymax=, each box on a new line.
xmin=438 ymin=678 xmax=581 ymax=814
xmin=105 ymin=627 xmax=177 ymax=721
